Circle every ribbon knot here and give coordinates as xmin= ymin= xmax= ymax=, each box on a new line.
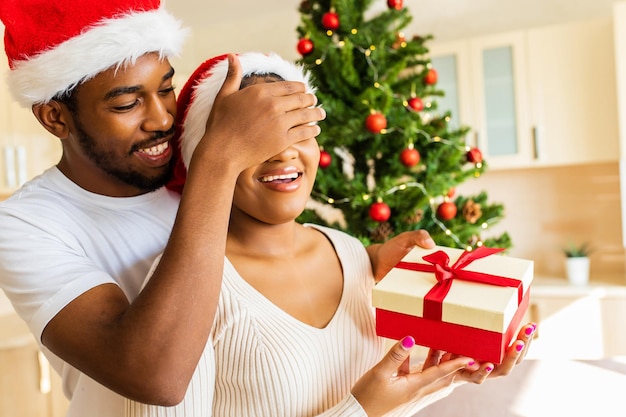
xmin=395 ymin=246 xmax=522 ymax=321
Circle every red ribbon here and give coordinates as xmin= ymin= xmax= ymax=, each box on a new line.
xmin=395 ymin=247 xmax=523 ymax=321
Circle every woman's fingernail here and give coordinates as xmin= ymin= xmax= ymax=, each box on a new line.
xmin=401 ymin=336 xmax=415 ymax=350
xmin=525 ymin=326 xmax=534 ymax=336
xmin=485 ymin=366 xmax=493 ymax=373
xmin=468 ymin=360 xmax=475 ymax=366
xmin=515 ymin=342 xmax=525 ymax=352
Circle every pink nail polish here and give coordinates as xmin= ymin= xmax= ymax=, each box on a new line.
xmin=525 ymin=326 xmax=534 ymax=336
xmin=515 ymin=342 xmax=525 ymax=352
xmin=485 ymin=366 xmax=493 ymax=372
xmin=468 ymin=361 xmax=475 ymax=366
xmin=401 ymin=336 xmax=415 ymax=349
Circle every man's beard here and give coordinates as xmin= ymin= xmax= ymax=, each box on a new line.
xmin=76 ymin=122 xmax=174 ymax=192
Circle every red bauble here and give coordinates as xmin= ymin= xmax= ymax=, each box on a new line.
xmin=424 ymin=68 xmax=438 ymax=85
xmin=321 ymin=12 xmax=340 ymax=30
xmin=447 ymin=188 xmax=456 ymax=198
xmin=365 ymin=112 xmax=387 ymax=134
xmin=467 ymin=147 xmax=483 ymax=164
xmin=407 ymin=97 xmax=424 ymax=112
xmin=369 ymin=202 xmax=391 ymax=222
xmin=297 ymin=38 xmax=314 ymax=56
xmin=387 ymin=0 xmax=403 ymax=10
xmin=437 ymin=201 xmax=457 ymax=221
xmin=319 ymin=150 xmax=332 ymax=168
xmin=400 ymin=148 xmax=420 ymax=167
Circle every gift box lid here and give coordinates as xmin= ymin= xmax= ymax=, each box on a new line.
xmin=372 ymin=245 xmax=534 ymax=333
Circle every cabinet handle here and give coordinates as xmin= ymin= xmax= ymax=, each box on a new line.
xmin=38 ymin=350 xmax=51 ymax=394
xmin=16 ymin=146 xmax=27 ymax=186
xmin=532 ymin=126 xmax=540 ymax=160
xmin=3 ymin=145 xmax=17 ymax=188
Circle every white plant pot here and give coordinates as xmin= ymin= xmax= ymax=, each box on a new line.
xmin=565 ymin=257 xmax=590 ymax=286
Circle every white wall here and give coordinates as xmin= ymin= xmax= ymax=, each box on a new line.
xmin=169 ymin=9 xmax=301 ymax=84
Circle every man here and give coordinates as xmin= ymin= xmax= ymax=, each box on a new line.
xmin=0 ymin=0 xmax=324 ymax=415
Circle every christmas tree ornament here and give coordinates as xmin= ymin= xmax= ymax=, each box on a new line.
xmin=370 ymin=222 xmax=393 ymax=241
xmin=297 ymin=38 xmax=314 ymax=56
xmin=462 ymin=199 xmax=483 ymax=224
xmin=467 ymin=147 xmax=483 ymax=164
xmin=407 ymin=96 xmax=424 ymax=112
xmin=437 ymin=200 xmax=457 ymax=221
xmin=298 ymin=0 xmax=312 ymax=13
xmin=392 ymin=32 xmax=406 ymax=49
xmin=365 ymin=112 xmax=387 ymax=134
xmin=387 ymin=0 xmax=403 ymax=10
xmin=321 ymin=12 xmax=340 ymax=30
xmin=424 ymin=68 xmax=438 ymax=85
xmin=400 ymin=147 xmax=420 ymax=167
xmin=319 ymin=149 xmax=332 ymax=168
xmin=447 ymin=188 xmax=456 ymax=198
xmin=369 ymin=201 xmax=391 ymax=222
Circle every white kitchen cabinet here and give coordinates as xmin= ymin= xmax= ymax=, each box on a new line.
xmin=526 ymin=18 xmax=619 ymax=166
xmin=525 ymin=279 xmax=626 ymax=359
xmin=0 ymin=44 xmax=62 ymax=197
xmin=0 ymin=315 xmax=69 ymax=417
xmin=428 ymin=17 xmax=619 ymax=169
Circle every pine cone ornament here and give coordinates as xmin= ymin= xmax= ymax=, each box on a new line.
xmin=370 ymin=222 xmax=393 ymax=242
xmin=462 ymin=199 xmax=482 ymax=224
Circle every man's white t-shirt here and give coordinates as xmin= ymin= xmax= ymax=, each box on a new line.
xmin=0 ymin=167 xmax=180 ymax=417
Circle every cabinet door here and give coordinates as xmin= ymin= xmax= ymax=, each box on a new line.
xmin=429 ymin=39 xmax=474 ymax=133
xmin=0 ymin=45 xmax=61 ymax=197
xmin=526 ymin=18 xmax=619 ymax=166
xmin=469 ymin=31 xmax=534 ymax=169
xmin=0 ymin=61 xmax=16 ymax=195
xmin=430 ymin=32 xmax=534 ymax=169
xmin=1 ymin=344 xmax=53 ymax=417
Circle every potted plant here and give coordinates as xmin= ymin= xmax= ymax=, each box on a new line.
xmin=563 ymin=242 xmax=591 ymax=286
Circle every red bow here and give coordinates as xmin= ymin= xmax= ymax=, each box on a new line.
xmin=395 ymin=247 xmax=523 ymax=321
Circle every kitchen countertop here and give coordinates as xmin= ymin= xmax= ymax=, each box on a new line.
xmin=532 ymin=274 xmax=626 ymax=297
xmin=0 ymin=274 xmax=624 ymax=348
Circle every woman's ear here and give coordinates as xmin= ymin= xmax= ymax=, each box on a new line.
xmin=32 ymin=101 xmax=71 ymax=140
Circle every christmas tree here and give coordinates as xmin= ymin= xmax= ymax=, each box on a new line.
xmin=295 ymin=0 xmax=511 ymax=251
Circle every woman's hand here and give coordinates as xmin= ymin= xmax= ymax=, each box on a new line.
xmin=366 ymin=230 xmax=435 ymax=282
xmin=350 ymin=336 xmax=474 ymax=417
xmin=451 ymin=322 xmax=537 ymax=384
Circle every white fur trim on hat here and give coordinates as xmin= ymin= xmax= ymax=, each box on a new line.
xmin=180 ymin=52 xmax=315 ymax=169
xmin=7 ymin=7 xmax=188 ymax=107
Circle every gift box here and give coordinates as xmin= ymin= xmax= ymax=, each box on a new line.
xmin=372 ymin=245 xmax=533 ymax=364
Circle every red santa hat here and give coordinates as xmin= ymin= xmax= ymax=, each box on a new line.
xmin=1 ymin=0 xmax=188 ymax=107
xmin=166 ymin=52 xmax=315 ymax=193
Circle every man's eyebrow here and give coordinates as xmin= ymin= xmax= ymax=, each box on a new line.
xmin=103 ymin=67 xmax=176 ymax=101
xmin=104 ymin=85 xmax=141 ymax=101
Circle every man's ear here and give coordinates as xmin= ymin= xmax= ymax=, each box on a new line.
xmin=32 ymin=101 xmax=71 ymax=140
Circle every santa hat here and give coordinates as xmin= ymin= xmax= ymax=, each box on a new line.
xmin=166 ymin=52 xmax=315 ymax=193
xmin=1 ymin=0 xmax=188 ymax=107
